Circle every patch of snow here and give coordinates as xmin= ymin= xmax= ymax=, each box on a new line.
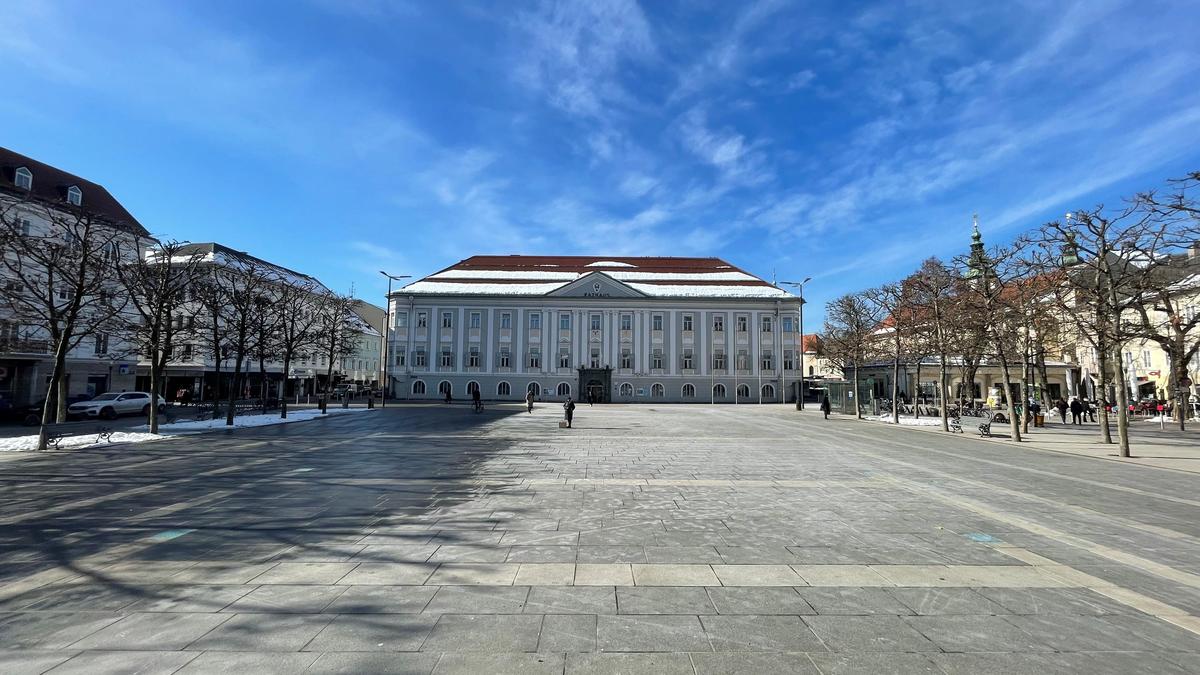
xmin=870 ymin=415 xmax=943 ymax=427
xmin=430 ymin=270 xmax=579 ymax=280
xmin=585 ymin=260 xmax=636 ymax=267
xmin=138 ymin=407 xmax=373 ymax=432
xmin=627 ymin=283 xmax=792 ymax=298
xmin=607 ymin=271 xmax=758 ymax=281
xmin=428 ymin=270 xmax=760 ymax=283
xmin=0 ymin=432 xmax=171 ymax=453
xmin=402 ymin=281 xmax=570 ymax=295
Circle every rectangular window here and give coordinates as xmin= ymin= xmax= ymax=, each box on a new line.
xmin=529 ymin=313 xmax=541 ymax=330
xmin=440 ymin=348 xmax=453 ymax=367
xmin=737 ymin=316 xmax=748 ymax=332
xmin=396 ymin=312 xmax=408 ymax=328
xmin=682 ymin=314 xmax=693 ymax=332
xmin=590 ymin=348 xmax=601 ymax=368
xmin=652 ymin=349 xmax=663 ymax=370
xmin=713 ymin=351 xmax=726 ymax=370
xmin=620 ymin=314 xmax=632 ymax=331
xmin=652 ymin=314 xmax=663 ymax=331
xmin=18 ymin=218 xmax=32 ymax=236
xmin=470 ymin=312 xmax=481 ymax=328
xmin=736 ymin=350 xmax=749 ymax=370
xmin=559 ymin=348 xmax=571 ymax=368
xmin=1142 ymin=350 xmax=1152 ymax=368
xmin=93 ymin=334 xmax=108 ymax=355
xmin=783 ymin=350 xmax=794 ymax=370
xmin=413 ymin=349 xmax=426 ymax=367
xmin=761 ymin=316 xmax=772 ymax=332
xmin=396 ymin=350 xmax=406 ymax=367
xmin=782 ymin=316 xmax=794 ymax=332
xmin=620 ymin=350 xmax=632 ymax=369
xmin=528 ymin=348 xmax=541 ymax=368
xmin=713 ymin=315 xmax=724 ymax=332
xmin=499 ymin=349 xmax=510 ymax=368
xmin=417 ymin=312 xmax=427 ymax=328
xmin=761 ymin=352 xmax=774 ymax=370
xmin=468 ymin=346 xmax=480 ymax=368
xmin=181 ymin=344 xmax=193 ymax=360
xmin=441 ymin=312 xmax=453 ymax=328
xmin=500 ymin=312 xmax=511 ymax=329
xmin=590 ymin=314 xmax=601 ymax=331
xmin=682 ymin=349 xmax=693 ymax=370
xmin=559 ymin=313 xmax=571 ymax=330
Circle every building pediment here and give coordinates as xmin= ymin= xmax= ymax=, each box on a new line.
xmin=548 ymin=272 xmax=646 ymax=298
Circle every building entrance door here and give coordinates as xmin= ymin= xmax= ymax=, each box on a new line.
xmin=577 ymin=367 xmax=611 ymax=403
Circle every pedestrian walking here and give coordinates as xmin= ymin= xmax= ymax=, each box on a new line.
xmin=1083 ymin=399 xmax=1096 ymax=422
xmin=820 ymin=395 xmax=831 ymax=420
xmin=587 ymin=391 xmax=594 ymax=406
xmin=472 ymin=387 xmax=482 ymax=413
xmin=1056 ymin=398 xmax=1068 ymax=424
xmin=563 ymin=397 xmax=575 ymax=428
xmin=1069 ymin=397 xmax=1083 ymax=425
xmin=444 ymin=389 xmax=452 ymax=405
xmin=525 ymin=389 xmax=535 ymax=414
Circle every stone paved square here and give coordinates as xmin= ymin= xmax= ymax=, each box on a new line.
xmin=1 ymin=403 xmax=1199 ymax=672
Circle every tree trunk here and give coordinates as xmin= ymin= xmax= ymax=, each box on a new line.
xmin=226 ymin=352 xmax=243 ymax=426
xmin=1020 ymin=350 xmax=1032 ymax=435
xmin=280 ymin=355 xmax=291 ymax=419
xmin=1112 ymin=347 xmax=1131 ymax=457
xmin=913 ymin=361 xmax=922 ymax=419
xmin=1171 ymin=344 xmax=1187 ymax=431
xmin=148 ymin=353 xmax=160 ymax=434
xmin=938 ymin=354 xmax=949 ymax=432
xmin=37 ymin=338 xmax=71 ymax=451
xmin=853 ymin=363 xmax=862 ymax=419
xmin=891 ymin=354 xmax=900 ymax=424
xmin=995 ymin=339 xmax=1022 ymax=442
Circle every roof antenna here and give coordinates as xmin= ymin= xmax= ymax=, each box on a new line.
xmin=772 ymin=268 xmax=776 ymax=285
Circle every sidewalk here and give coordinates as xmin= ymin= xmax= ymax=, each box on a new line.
xmin=866 ymin=412 xmax=1200 ymax=474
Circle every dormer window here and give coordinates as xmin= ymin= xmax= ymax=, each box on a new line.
xmin=14 ymin=167 xmax=32 ymax=190
xmin=66 ymin=186 xmax=82 ymax=206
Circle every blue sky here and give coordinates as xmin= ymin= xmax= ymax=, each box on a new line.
xmin=3 ymin=1 xmax=1199 ymax=321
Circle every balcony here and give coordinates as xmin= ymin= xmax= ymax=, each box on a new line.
xmin=0 ymin=337 xmax=50 ymax=355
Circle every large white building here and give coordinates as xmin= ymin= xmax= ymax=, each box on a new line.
xmin=384 ymin=256 xmax=806 ymax=403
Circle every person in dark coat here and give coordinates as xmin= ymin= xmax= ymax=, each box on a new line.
xmin=525 ymin=389 xmax=535 ymax=413
xmin=563 ymin=397 xmax=576 ymax=428
xmin=820 ymin=395 xmax=832 ymax=420
xmin=1069 ymin=397 xmax=1083 ymax=425
xmin=444 ymin=389 xmax=452 ymax=405
xmin=1056 ymin=398 xmax=1068 ymax=423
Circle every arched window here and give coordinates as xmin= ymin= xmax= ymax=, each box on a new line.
xmin=737 ymin=384 xmax=750 ymax=399
xmin=619 ymin=382 xmax=633 ymax=397
xmin=556 ymin=382 xmax=571 ymax=397
xmin=466 ymin=381 xmax=480 ymax=395
xmin=438 ymin=381 xmax=452 ymax=396
xmin=66 ymin=185 xmax=82 ymax=206
xmin=682 ymin=383 xmax=695 ymax=398
xmin=808 ymin=366 xmax=814 ymax=376
xmin=761 ymin=384 xmax=775 ymax=399
xmin=497 ymin=381 xmax=511 ymax=396
xmin=411 ymin=380 xmax=426 ymax=394
xmin=713 ymin=383 xmax=727 ymax=399
xmin=651 ymin=383 xmax=664 ymax=397
xmin=527 ymin=382 xmax=540 ymax=395
xmin=14 ymin=167 xmax=32 ymax=190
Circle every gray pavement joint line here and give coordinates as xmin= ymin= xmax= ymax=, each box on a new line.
xmin=878 ymin=471 xmax=1200 ymax=591
xmin=742 ymin=412 xmax=1200 ymax=545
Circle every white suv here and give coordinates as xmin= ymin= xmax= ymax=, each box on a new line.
xmin=68 ymin=392 xmax=166 ymax=420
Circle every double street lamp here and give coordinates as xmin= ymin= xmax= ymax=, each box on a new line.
xmin=379 ymin=271 xmax=411 ymax=408
xmin=781 ymin=277 xmax=812 ymax=410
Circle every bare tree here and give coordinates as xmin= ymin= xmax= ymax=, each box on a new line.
xmin=114 ymin=240 xmax=205 ymax=432
xmin=908 ymin=258 xmax=957 ymax=431
xmin=0 ymin=198 xmax=131 ymax=450
xmin=314 ymin=290 xmax=358 ymax=413
xmin=273 ymin=279 xmax=323 ymax=418
xmin=823 ymin=291 xmax=883 ymax=419
xmin=864 ymin=283 xmax=914 ymax=424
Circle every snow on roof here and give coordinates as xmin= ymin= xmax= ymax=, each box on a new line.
xmin=626 ymin=283 xmax=791 ymax=298
xmin=402 ymin=281 xmax=571 ymax=296
xmin=429 ymin=269 xmax=758 ymax=282
xmin=585 ymin=260 xmax=637 ymax=267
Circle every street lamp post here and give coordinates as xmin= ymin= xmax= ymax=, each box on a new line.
xmin=378 ymin=271 xmax=411 ymax=409
xmin=782 ymin=277 xmax=812 ymax=410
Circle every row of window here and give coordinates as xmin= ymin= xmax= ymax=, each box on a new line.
xmin=395 ymin=310 xmax=798 ymax=333
xmin=393 ymin=347 xmax=801 ymax=371
xmin=11 ymin=167 xmax=83 ymax=205
xmin=410 ymin=379 xmax=778 ymax=399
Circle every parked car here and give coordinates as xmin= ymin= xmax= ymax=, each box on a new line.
xmin=68 ymin=392 xmax=166 ymax=420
